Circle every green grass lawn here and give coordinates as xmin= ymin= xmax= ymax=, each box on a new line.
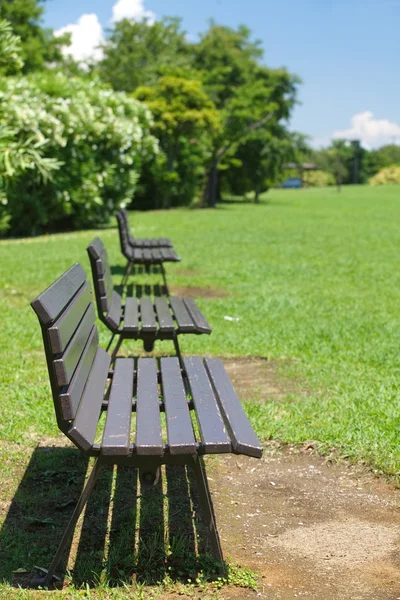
xmin=1 ymin=183 xmax=400 ymax=594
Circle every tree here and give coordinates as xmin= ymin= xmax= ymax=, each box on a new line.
xmin=134 ymin=75 xmax=220 ymax=207
xmin=226 ymin=130 xmax=309 ymax=201
xmin=99 ymin=17 xmax=192 ymax=93
xmin=192 ymin=24 xmax=299 ymax=206
xmin=0 ymin=18 xmax=24 ymax=73
xmin=0 ymin=0 xmax=69 ymax=73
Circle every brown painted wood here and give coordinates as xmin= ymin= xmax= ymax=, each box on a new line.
xmin=59 ymin=327 xmax=99 ymax=420
xmin=31 ymin=263 xmax=86 ymax=325
xmin=123 ymin=297 xmax=139 ymax=332
xmin=48 ymin=281 xmax=92 ymax=354
xmin=136 ymin=358 xmax=163 ymax=455
xmin=68 ymin=347 xmax=111 ymax=452
xmin=170 ymin=297 xmax=196 ymax=332
xmin=183 ymin=298 xmax=212 ymax=334
xmin=106 ymin=291 xmax=122 ymax=330
xmin=184 ymin=357 xmax=231 ymax=454
xmin=102 ymin=358 xmax=134 ymax=456
xmin=204 ymin=358 xmax=263 ymax=458
xmin=53 ymin=305 xmax=96 ymax=386
xmin=155 ymin=298 xmax=175 ymax=333
xmin=139 ymin=297 xmax=157 ymax=332
xmin=161 ymin=357 xmax=196 ymax=454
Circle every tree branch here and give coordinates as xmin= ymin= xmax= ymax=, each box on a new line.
xmin=216 ymin=111 xmax=274 ymax=162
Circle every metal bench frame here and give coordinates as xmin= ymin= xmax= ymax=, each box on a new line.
xmin=30 ymin=264 xmax=262 ymax=587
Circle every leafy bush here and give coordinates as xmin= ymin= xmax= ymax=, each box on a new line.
xmin=369 ymin=165 xmax=400 ymax=185
xmin=303 ymin=169 xmax=335 ymax=187
xmin=0 ymin=72 xmax=157 ymax=235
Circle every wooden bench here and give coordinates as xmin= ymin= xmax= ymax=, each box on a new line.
xmin=30 ymin=263 xmax=262 ymax=586
xmin=117 ymin=208 xmax=173 ymax=248
xmin=116 ymin=210 xmax=180 ymax=269
xmin=87 ymin=237 xmax=211 ymax=355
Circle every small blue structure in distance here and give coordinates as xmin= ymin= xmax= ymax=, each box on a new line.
xmin=280 ymin=177 xmax=302 ymax=188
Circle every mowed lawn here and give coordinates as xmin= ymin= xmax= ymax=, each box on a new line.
xmin=1 ymin=185 xmax=400 ymax=474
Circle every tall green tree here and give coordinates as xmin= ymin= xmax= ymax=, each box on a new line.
xmin=0 ymin=18 xmax=24 ymax=73
xmin=192 ymin=24 xmax=300 ymax=206
xmin=99 ymin=17 xmax=191 ymax=92
xmin=0 ymin=0 xmax=69 ymax=73
xmin=134 ymin=75 xmax=220 ymax=207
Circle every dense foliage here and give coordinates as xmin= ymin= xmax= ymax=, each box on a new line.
xmin=369 ymin=165 xmax=400 ymax=185
xmin=0 ymin=73 xmax=156 ymax=235
xmin=303 ymin=170 xmax=335 ymax=187
xmin=100 ymin=18 xmax=302 ymax=207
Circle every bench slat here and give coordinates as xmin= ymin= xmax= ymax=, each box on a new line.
xmin=31 ymin=263 xmax=86 ymax=325
xmin=184 ymin=357 xmax=231 ymax=454
xmin=204 ymin=358 xmax=263 ymax=458
xmin=87 ymin=237 xmax=104 ymax=260
xmin=183 ymin=298 xmax=212 ymax=334
xmin=102 ymin=358 xmax=134 ymax=456
xmin=69 ymin=347 xmax=111 ymax=452
xmin=151 ymin=248 xmax=162 ymax=260
xmin=136 ymin=358 xmax=163 ymax=455
xmin=95 ymin=247 xmax=108 ymax=277
xmin=59 ymin=326 xmax=99 ymax=420
xmin=140 ymin=297 xmax=157 ymax=332
xmin=53 ymin=304 xmax=96 ymax=386
xmin=142 ymin=248 xmax=152 ymax=261
xmin=106 ymin=291 xmax=122 ymax=330
xmin=155 ymin=297 xmax=175 ymax=333
xmin=124 ymin=297 xmax=139 ymax=332
xmin=170 ymin=297 xmax=196 ymax=332
xmin=48 ymin=281 xmax=92 ymax=354
xmin=98 ymin=267 xmax=112 ymax=297
xmin=161 ymin=357 xmax=196 ymax=454
xmin=133 ymin=248 xmax=143 ymax=261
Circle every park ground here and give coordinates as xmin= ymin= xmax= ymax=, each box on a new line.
xmin=1 ymin=184 xmax=400 ymax=598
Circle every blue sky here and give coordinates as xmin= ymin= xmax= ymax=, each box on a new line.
xmin=44 ymin=0 xmax=400 ymax=148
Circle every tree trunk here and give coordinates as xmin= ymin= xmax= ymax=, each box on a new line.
xmin=204 ymin=158 xmax=219 ymax=207
xmin=254 ymin=184 xmax=260 ymax=203
xmin=163 ymin=151 xmax=175 ymax=209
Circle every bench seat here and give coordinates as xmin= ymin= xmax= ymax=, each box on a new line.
xmin=71 ymin=355 xmax=262 ymax=458
xmin=132 ymin=237 xmax=173 ymax=248
xmin=116 ymin=211 xmax=180 ymax=265
xmin=88 ymin=238 xmax=210 ymax=355
xmin=30 ymin=263 xmax=262 ymax=586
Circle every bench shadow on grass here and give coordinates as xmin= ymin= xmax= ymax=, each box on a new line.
xmin=0 ymin=446 xmax=217 ymax=589
xmin=111 ymin=265 xmax=169 ymax=298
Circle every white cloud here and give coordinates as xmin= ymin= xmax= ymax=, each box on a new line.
xmin=54 ymin=1 xmax=155 ymax=64
xmin=333 ymin=111 xmax=400 ymax=149
xmin=55 ymin=13 xmax=104 ymax=62
xmin=112 ymin=0 xmax=155 ymax=23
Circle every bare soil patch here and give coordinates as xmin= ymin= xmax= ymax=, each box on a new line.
xmin=210 ymin=447 xmax=400 ymax=599
xmin=222 ymin=358 xmax=289 ymax=403
xmin=170 ymin=284 xmax=228 ymax=298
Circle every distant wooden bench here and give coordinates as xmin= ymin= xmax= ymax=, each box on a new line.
xmin=87 ymin=237 xmax=211 ymax=355
xmin=118 ymin=208 xmax=173 ymax=248
xmin=116 ymin=210 xmax=180 ymax=272
xmin=30 ymin=263 xmax=262 ymax=586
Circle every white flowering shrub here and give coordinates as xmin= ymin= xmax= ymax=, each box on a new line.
xmin=0 ymin=72 xmax=157 ymax=235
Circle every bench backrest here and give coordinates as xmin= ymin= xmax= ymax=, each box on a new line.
xmin=115 ymin=210 xmax=132 ymax=258
xmin=31 ymin=263 xmax=109 ymax=452
xmin=120 ymin=209 xmax=135 ymax=245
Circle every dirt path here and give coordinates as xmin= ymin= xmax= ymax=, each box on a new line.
xmin=210 ymin=447 xmax=400 ymax=599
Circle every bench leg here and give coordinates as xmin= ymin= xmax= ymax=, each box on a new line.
xmin=191 ymin=455 xmax=225 ymax=574
xmin=110 ymin=335 xmax=125 ymax=363
xmin=160 ymin=263 xmax=170 ymax=296
xmin=31 ymin=458 xmax=103 ymax=588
